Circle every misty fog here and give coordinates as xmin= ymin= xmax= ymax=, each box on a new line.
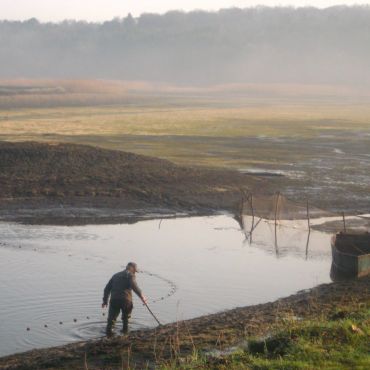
xmin=1 ymin=6 xmax=370 ymax=86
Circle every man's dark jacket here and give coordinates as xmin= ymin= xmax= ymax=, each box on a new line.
xmin=103 ymin=269 xmax=142 ymax=305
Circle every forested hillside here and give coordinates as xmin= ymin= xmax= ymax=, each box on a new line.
xmin=1 ymin=6 xmax=370 ymax=85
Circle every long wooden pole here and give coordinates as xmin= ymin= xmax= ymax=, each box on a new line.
xmin=306 ymin=199 xmax=311 ymax=232
xmin=240 ymin=191 xmax=245 ymax=234
xmin=248 ymin=193 xmax=255 ymax=244
xmin=144 ymin=302 xmax=162 ymax=326
xmin=342 ymin=212 xmax=346 ymax=233
xmin=250 ymin=194 xmax=255 ymax=229
xmin=275 ymin=192 xmax=280 ymax=227
xmin=274 ymin=192 xmax=280 ymax=256
xmin=250 ymin=217 xmax=263 ymax=233
xmin=274 ymin=192 xmax=280 ymax=230
xmin=305 ymin=199 xmax=311 ymax=259
xmin=305 ymin=230 xmax=311 ymax=260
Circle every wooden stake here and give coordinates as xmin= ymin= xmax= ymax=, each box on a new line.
xmin=240 ymin=192 xmax=245 ymax=231
xmin=250 ymin=217 xmax=262 ymax=233
xmin=274 ymin=192 xmax=280 ymax=230
xmin=250 ymin=194 xmax=255 ymax=228
xmin=305 ymin=230 xmax=311 ymax=260
xmin=306 ymin=199 xmax=311 ymax=232
xmin=248 ymin=193 xmax=255 ymax=244
xmin=274 ymin=192 xmax=280 ymax=256
xmin=342 ymin=212 xmax=346 ymax=232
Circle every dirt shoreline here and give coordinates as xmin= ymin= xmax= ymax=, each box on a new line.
xmin=1 ymin=141 xmax=369 ymax=227
xmin=0 ymin=196 xmax=211 ymax=226
xmin=0 ymin=141 xmax=259 ymax=225
xmin=1 ymin=196 xmax=369 ymax=234
xmin=0 ymin=276 xmax=368 ymax=369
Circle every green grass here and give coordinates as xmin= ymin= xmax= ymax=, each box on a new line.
xmin=159 ymin=307 xmax=370 ymax=369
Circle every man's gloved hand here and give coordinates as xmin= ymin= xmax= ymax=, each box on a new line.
xmin=102 ymin=303 xmax=107 ymax=309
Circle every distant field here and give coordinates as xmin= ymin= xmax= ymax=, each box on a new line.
xmin=1 ymin=81 xmax=370 ymax=212
xmin=1 ymin=79 xmax=370 ymax=149
xmin=1 ymin=102 xmax=370 ymax=163
xmin=1 ymin=102 xmax=370 ymax=139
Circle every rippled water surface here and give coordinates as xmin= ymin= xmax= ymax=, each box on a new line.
xmin=0 ymin=215 xmax=332 ymax=357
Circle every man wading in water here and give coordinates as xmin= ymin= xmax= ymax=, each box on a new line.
xmin=102 ymin=262 xmax=147 ymax=336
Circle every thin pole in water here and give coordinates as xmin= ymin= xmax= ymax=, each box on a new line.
xmin=274 ymin=192 xmax=280 ymax=256
xmin=274 ymin=192 xmax=280 ymax=229
xmin=249 ymin=194 xmax=255 ymax=243
xmin=306 ymin=199 xmax=311 ymax=232
xmin=250 ymin=194 xmax=255 ymax=229
xmin=305 ymin=230 xmax=311 ymax=260
xmin=239 ymin=190 xmax=245 ymax=229
xmin=342 ymin=212 xmax=347 ymax=232
xmin=306 ymin=199 xmax=311 ymax=259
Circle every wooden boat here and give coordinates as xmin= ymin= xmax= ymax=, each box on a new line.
xmin=331 ymin=232 xmax=370 ymax=278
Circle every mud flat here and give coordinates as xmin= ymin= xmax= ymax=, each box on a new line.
xmin=0 ymin=196 xmax=207 ymax=226
xmin=0 ymin=141 xmax=265 ymax=225
xmin=0 ymin=140 xmax=367 ymax=226
xmin=0 ymin=276 xmax=368 ymax=369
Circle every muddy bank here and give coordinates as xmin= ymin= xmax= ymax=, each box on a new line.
xmin=0 ymin=141 xmax=367 ymax=226
xmin=1 ymin=196 xmax=368 ymax=228
xmin=0 ymin=141 xmax=266 ymax=225
xmin=0 ymin=196 xmax=210 ymax=226
xmin=0 ymin=276 xmax=368 ymax=369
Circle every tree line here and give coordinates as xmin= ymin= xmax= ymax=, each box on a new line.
xmin=1 ymin=6 xmax=370 ymax=86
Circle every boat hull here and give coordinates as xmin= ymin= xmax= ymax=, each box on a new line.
xmin=331 ymin=233 xmax=370 ymax=278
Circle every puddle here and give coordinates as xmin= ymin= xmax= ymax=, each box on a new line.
xmin=239 ymin=168 xmax=305 ymax=179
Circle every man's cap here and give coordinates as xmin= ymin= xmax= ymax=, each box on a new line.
xmin=126 ymin=262 xmax=139 ymax=272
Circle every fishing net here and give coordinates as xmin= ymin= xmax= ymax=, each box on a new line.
xmin=241 ymin=193 xmax=331 ymax=222
xmin=234 ymin=192 xmax=340 ymax=259
xmin=234 ymin=192 xmax=338 ymax=234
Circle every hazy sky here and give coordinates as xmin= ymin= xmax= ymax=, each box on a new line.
xmin=1 ymin=0 xmax=369 ymax=22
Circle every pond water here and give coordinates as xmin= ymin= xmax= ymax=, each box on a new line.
xmin=0 ymin=215 xmax=332 ymax=357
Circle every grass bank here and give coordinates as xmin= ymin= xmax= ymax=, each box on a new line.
xmin=0 ymin=277 xmax=368 ymax=370
xmin=159 ymin=306 xmax=370 ymax=369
